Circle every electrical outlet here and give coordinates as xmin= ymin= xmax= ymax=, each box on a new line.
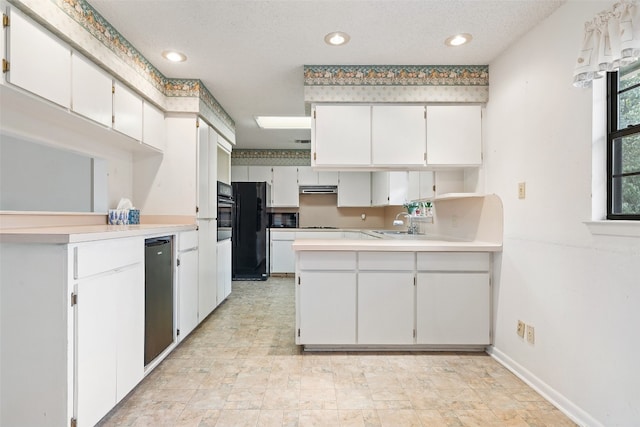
xmin=527 ymin=325 xmax=535 ymax=344
xmin=517 ymin=320 xmax=525 ymax=338
xmin=518 ymin=182 xmax=526 ymax=199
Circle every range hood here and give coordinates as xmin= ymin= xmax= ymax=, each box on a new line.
xmin=299 ymin=185 xmax=338 ymax=194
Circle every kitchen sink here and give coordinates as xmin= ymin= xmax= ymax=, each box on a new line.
xmin=370 ymin=230 xmax=464 ymax=241
xmin=372 ymin=229 xmax=414 ymax=235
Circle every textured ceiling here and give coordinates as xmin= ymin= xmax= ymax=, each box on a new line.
xmin=88 ymin=0 xmax=566 ymax=149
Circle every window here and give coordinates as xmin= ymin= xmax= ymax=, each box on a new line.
xmin=607 ymin=62 xmax=640 ymax=220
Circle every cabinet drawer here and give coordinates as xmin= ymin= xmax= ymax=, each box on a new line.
xmin=271 ymin=231 xmax=296 ymax=240
xmin=417 ymin=252 xmax=489 ymax=271
xmin=298 ymin=251 xmax=356 ymax=270
xmin=75 ymin=237 xmax=144 ymax=279
xmin=178 ymin=230 xmax=198 ymax=251
xmin=296 ymin=231 xmax=343 ymax=239
xmin=359 ymin=252 xmax=414 ymax=270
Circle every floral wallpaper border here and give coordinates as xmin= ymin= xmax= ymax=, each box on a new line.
xmin=53 ymin=0 xmax=235 ymax=132
xmin=304 ymin=65 xmax=489 ymax=87
xmin=231 ymin=149 xmax=311 ymax=166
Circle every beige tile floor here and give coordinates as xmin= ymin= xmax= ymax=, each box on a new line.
xmin=99 ymin=277 xmax=576 ymax=427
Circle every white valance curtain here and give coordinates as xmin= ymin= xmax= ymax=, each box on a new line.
xmin=573 ymin=0 xmax=640 ymax=87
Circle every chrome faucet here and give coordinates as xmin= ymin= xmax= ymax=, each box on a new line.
xmin=393 ymin=212 xmax=418 ymax=234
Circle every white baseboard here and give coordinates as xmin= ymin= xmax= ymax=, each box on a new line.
xmin=487 ymin=346 xmax=603 ymax=427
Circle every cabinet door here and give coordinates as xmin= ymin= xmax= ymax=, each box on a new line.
xmin=198 ymin=220 xmax=217 ymax=321
xmin=426 ymin=105 xmax=482 ymax=166
xmin=115 ymin=265 xmax=144 ymax=402
xmin=358 ymin=272 xmax=414 ymax=345
xmin=298 ymin=271 xmax=357 ymax=344
xmin=371 ymin=172 xmax=390 ymax=206
xmin=271 ymin=239 xmax=295 ymax=273
xmin=248 ymin=166 xmax=273 ymax=183
xmin=197 ymin=124 xmax=217 ymax=218
xmin=313 ymin=105 xmax=371 ymax=166
xmin=217 ymin=239 xmax=232 ymax=303
xmin=231 ymin=165 xmax=249 ymax=182
xmin=8 ymin=8 xmax=71 ymax=108
xmin=297 ymin=166 xmax=317 ymax=185
xmin=272 ymin=166 xmax=299 ymax=207
xmin=318 ymin=171 xmax=339 ymax=185
xmin=337 ymin=172 xmax=371 ymax=207
xmin=113 ymin=81 xmax=143 ymax=140
xmin=71 ymin=53 xmax=112 ymax=127
xmin=178 ymin=248 xmax=199 ymax=341
xmin=142 ymin=101 xmax=166 ymax=151
xmin=75 ymin=274 xmax=117 ymax=427
xmin=371 ymin=172 xmax=409 ymax=206
xmin=408 ymin=171 xmax=435 ymax=200
xmin=371 ymin=105 xmax=426 ymax=166
xmin=416 ymin=272 xmax=490 ymax=345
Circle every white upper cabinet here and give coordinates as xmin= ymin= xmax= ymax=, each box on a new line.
xmin=371 ymin=105 xmax=426 ymax=166
xmin=231 ymin=165 xmax=249 ymax=182
xmin=272 ymin=166 xmax=299 ymax=207
xmin=113 ymin=81 xmax=143 ymax=141
xmin=7 ymin=7 xmax=71 ymax=108
xmin=297 ymin=166 xmax=338 ymax=186
xmin=312 ymin=103 xmax=482 ymax=168
xmin=426 ymin=105 xmax=482 ymax=166
xmin=338 ymin=172 xmax=371 ymax=207
xmin=371 ymin=171 xmax=409 ymax=206
xmin=408 ymin=171 xmax=435 ymax=200
xmin=71 ymin=53 xmax=112 ymax=127
xmin=313 ymin=105 xmax=371 ymax=166
xmin=142 ymin=101 xmax=166 ymax=151
xmin=196 ymin=122 xmax=218 ymax=219
xmin=248 ymin=166 xmax=273 ymax=183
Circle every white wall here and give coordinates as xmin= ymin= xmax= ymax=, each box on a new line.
xmin=485 ymin=1 xmax=640 ymax=426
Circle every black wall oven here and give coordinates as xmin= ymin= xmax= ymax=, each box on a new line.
xmin=217 ymin=181 xmax=234 ymax=241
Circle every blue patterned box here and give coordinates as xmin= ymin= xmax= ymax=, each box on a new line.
xmin=128 ymin=209 xmax=140 ymax=225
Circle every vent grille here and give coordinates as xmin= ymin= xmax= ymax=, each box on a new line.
xmin=294 ymin=139 xmax=311 ymax=144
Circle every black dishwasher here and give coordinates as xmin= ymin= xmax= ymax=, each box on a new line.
xmin=144 ymin=237 xmax=174 ymax=366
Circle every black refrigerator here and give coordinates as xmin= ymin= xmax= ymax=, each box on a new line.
xmin=232 ymin=181 xmax=270 ymax=280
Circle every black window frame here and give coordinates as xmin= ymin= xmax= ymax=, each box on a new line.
xmin=606 ymin=69 xmax=640 ymax=220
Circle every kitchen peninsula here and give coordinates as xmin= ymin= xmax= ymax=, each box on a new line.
xmin=293 ymin=194 xmax=503 ymax=351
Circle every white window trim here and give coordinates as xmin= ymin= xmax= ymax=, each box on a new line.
xmin=587 ymin=79 xmax=640 ymax=237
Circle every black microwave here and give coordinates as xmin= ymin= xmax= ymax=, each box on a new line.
xmin=269 ymin=212 xmax=299 ymax=228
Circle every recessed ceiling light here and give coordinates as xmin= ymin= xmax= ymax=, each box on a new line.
xmin=255 ymin=116 xmax=312 ymax=129
xmin=161 ymin=50 xmax=187 ymax=62
xmin=324 ymin=31 xmax=350 ymax=46
xmin=444 ymin=33 xmax=472 ymax=47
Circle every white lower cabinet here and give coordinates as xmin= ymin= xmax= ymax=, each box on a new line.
xmin=298 ymin=271 xmax=357 ymax=344
xmin=198 ymin=220 xmax=218 ymax=322
xmin=216 ymin=239 xmax=232 ymax=305
xmin=295 ymin=250 xmax=492 ymax=349
xmin=296 ymin=252 xmax=357 ymax=345
xmin=76 ymin=264 xmax=144 ymax=427
xmin=74 ymin=238 xmax=145 ymax=427
xmin=416 ymin=252 xmax=490 ymax=345
xmin=358 ymin=252 xmax=415 ymax=344
xmin=270 ymin=230 xmax=296 ymax=274
xmin=416 ymin=272 xmax=490 ymax=345
xmin=177 ymin=231 xmax=199 ymax=342
xmin=358 ymin=272 xmax=414 ymax=344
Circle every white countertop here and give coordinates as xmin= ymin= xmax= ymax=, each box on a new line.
xmin=291 ymin=238 xmax=501 ymax=252
xmin=0 ymin=223 xmax=197 ymax=244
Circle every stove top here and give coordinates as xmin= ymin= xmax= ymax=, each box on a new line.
xmin=301 ymin=226 xmax=338 ymax=229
